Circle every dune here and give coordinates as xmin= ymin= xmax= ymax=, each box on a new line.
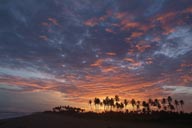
xmin=0 ymin=112 xmax=191 ymax=128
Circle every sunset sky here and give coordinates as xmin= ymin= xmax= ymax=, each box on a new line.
xmin=0 ymin=0 xmax=192 ymax=113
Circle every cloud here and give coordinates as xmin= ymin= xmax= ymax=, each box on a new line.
xmin=144 ymin=0 xmax=165 ymax=17
xmin=0 ymin=67 xmax=54 ymax=80
xmin=0 ymin=84 xmax=22 ymax=91
xmin=154 ymin=27 xmax=192 ymax=58
xmin=162 ymin=85 xmax=192 ymax=95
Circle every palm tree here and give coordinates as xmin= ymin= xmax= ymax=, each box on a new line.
xmin=142 ymin=101 xmax=149 ymax=113
xmin=100 ymin=102 xmax=103 ymax=109
xmin=148 ymin=98 xmax=153 ymax=105
xmin=148 ymin=98 xmax=154 ymax=111
xmin=103 ymin=99 xmax=107 ymax=111
xmin=163 ymin=106 xmax=167 ymax=111
xmin=88 ymin=100 xmax=92 ymax=111
xmin=154 ymin=99 xmax=159 ymax=111
xmin=109 ymin=98 xmax=115 ymax=111
xmin=115 ymin=95 xmax=120 ymax=103
xmin=161 ymin=98 xmax=166 ymax=110
xmin=157 ymin=104 xmax=161 ymax=111
xmin=174 ymin=100 xmax=179 ymax=112
xmin=124 ymin=99 xmax=128 ymax=111
xmin=136 ymin=101 xmax=141 ymax=112
xmin=167 ymin=96 xmax=172 ymax=104
xmin=131 ymin=99 xmax=136 ymax=111
xmin=94 ymin=97 xmax=101 ymax=111
xmin=116 ymin=102 xmax=120 ymax=111
xmin=146 ymin=103 xmax=150 ymax=113
xmin=105 ymin=96 xmax=110 ymax=111
xmin=180 ymin=100 xmax=184 ymax=112
xmin=169 ymin=104 xmax=175 ymax=112
xmin=120 ymin=102 xmax=124 ymax=111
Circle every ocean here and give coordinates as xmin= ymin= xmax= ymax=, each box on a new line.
xmin=0 ymin=112 xmax=31 ymax=120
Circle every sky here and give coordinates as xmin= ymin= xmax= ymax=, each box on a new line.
xmin=0 ymin=0 xmax=192 ymax=113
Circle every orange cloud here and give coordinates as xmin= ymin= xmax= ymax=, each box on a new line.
xmin=136 ymin=44 xmax=151 ymax=52
xmin=130 ymin=32 xmax=143 ymax=38
xmin=100 ymin=66 xmax=119 ymax=73
xmin=84 ymin=18 xmax=99 ymax=27
xmin=106 ymin=52 xmax=117 ymax=56
xmin=155 ymin=12 xmax=176 ymax=24
xmin=162 ymin=25 xmax=175 ymax=35
xmin=127 ymin=49 xmax=135 ymax=55
xmin=48 ymin=18 xmax=59 ymax=26
xmin=63 ymin=72 xmax=167 ymax=107
xmin=90 ymin=59 xmax=104 ymax=67
xmin=121 ymin=21 xmax=140 ymax=30
xmin=84 ymin=11 xmax=113 ymax=27
xmin=105 ymin=28 xmax=115 ymax=33
xmin=128 ymin=62 xmax=142 ymax=70
xmin=123 ymin=58 xmax=135 ymax=63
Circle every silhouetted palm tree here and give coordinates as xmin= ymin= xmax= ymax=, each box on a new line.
xmin=120 ymin=102 xmax=124 ymax=111
xmin=148 ymin=98 xmax=154 ymax=111
xmin=89 ymin=100 xmax=92 ymax=111
xmin=103 ymin=99 xmax=107 ymax=111
xmin=180 ymin=100 xmax=184 ymax=112
xmin=131 ymin=99 xmax=136 ymax=111
xmin=161 ymin=98 xmax=166 ymax=110
xmin=169 ymin=104 xmax=175 ymax=112
xmin=100 ymin=102 xmax=103 ymax=109
xmin=163 ymin=106 xmax=167 ymax=111
xmin=174 ymin=100 xmax=179 ymax=112
xmin=105 ymin=96 xmax=110 ymax=111
xmin=124 ymin=99 xmax=128 ymax=111
xmin=109 ymin=98 xmax=115 ymax=111
xmin=148 ymin=98 xmax=153 ymax=105
xmin=142 ymin=108 xmax=146 ymax=114
xmin=157 ymin=104 xmax=161 ymax=111
xmin=115 ymin=95 xmax=120 ymax=103
xmin=147 ymin=103 xmax=151 ymax=113
xmin=167 ymin=96 xmax=172 ymax=104
xmin=142 ymin=101 xmax=149 ymax=113
xmin=116 ymin=102 xmax=120 ymax=111
xmin=136 ymin=101 xmax=141 ymax=112
xmin=94 ymin=97 xmax=101 ymax=111
xmin=154 ymin=99 xmax=160 ymax=111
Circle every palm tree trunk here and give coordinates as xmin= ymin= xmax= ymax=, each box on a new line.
xmin=181 ymin=105 xmax=184 ymax=112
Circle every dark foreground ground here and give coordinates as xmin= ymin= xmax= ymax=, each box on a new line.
xmin=0 ymin=112 xmax=191 ymax=128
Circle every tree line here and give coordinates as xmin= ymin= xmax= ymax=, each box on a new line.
xmin=88 ymin=95 xmax=184 ymax=113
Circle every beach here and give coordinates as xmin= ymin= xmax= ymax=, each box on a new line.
xmin=0 ymin=112 xmax=191 ymax=128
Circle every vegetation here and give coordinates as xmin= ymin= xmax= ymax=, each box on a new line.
xmin=52 ymin=105 xmax=85 ymax=113
xmin=88 ymin=95 xmax=185 ymax=114
xmin=49 ymin=95 xmax=192 ymax=122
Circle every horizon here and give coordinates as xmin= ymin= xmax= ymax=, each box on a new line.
xmin=0 ymin=0 xmax=192 ymax=114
